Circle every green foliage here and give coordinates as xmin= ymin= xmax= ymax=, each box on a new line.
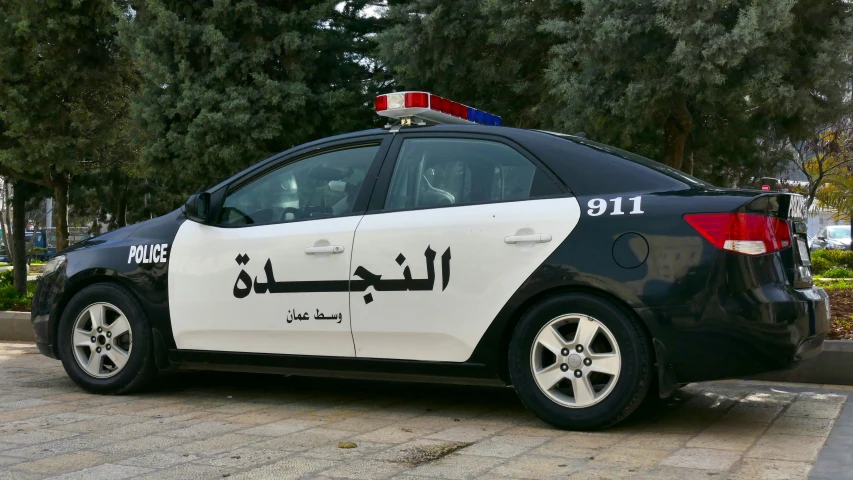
xmin=120 ymin=1 xmax=381 ymax=210
xmin=822 ymin=267 xmax=853 ymax=279
xmin=541 ymin=0 xmax=853 ymax=181
xmin=811 ymin=256 xmax=831 ymax=275
xmin=0 ymin=269 xmax=35 ymax=310
xmin=376 ymin=0 xmax=575 ymax=128
xmin=816 ymin=279 xmax=853 ymax=290
xmin=811 ymin=249 xmax=853 ymax=272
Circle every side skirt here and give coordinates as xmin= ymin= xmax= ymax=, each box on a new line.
xmin=169 ymin=350 xmax=507 ymax=387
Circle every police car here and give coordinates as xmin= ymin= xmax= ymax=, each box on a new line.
xmin=31 ymin=92 xmax=829 ymax=430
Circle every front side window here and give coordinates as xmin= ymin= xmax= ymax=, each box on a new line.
xmin=384 ymin=138 xmax=561 ymax=211
xmin=219 ymin=145 xmax=379 ymax=226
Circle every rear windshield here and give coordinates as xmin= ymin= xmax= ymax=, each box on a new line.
xmin=539 ymin=131 xmax=714 ymax=189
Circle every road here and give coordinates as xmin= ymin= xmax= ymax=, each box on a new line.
xmin=0 ymin=342 xmax=851 ymax=479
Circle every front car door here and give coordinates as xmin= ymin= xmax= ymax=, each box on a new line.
xmin=169 ymin=140 xmax=386 ymax=356
xmin=349 ymin=134 xmax=581 ymax=361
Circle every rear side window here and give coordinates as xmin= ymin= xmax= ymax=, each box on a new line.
xmin=384 ymin=138 xmax=561 ymax=211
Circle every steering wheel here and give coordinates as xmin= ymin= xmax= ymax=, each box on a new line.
xmin=278 ymin=207 xmax=304 ymax=222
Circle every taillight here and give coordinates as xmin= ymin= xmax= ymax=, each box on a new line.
xmin=684 ymin=213 xmax=792 ymax=256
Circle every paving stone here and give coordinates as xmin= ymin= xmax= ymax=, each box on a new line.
xmin=10 ymin=450 xmax=113 ymax=475
xmin=354 ymin=425 xmax=438 ymax=444
xmin=486 ymin=455 xmax=584 ymax=479
xmin=797 ymin=392 xmax=847 ymax=403
xmin=0 ymin=434 xmax=111 ymax=460
xmin=686 ymin=420 xmax=766 ymax=451
xmin=784 ymin=401 xmax=843 ymax=419
xmin=767 ymin=416 xmax=834 ymax=437
xmin=98 ymin=434 xmax=188 ymax=455
xmin=49 ymin=463 xmax=154 ymax=480
xmin=230 ymin=457 xmax=337 ymax=479
xmin=158 ymin=420 xmax=243 ymax=438
xmin=425 ymin=424 xmax=503 ymax=443
xmin=200 ymin=447 xmax=292 ymax=468
xmin=660 ymin=447 xmax=741 ymax=470
xmin=167 ymin=432 xmax=263 ymax=455
xmin=0 ymin=427 xmax=76 ymax=444
xmin=407 ymin=453 xmax=502 ymax=479
xmin=236 ymin=418 xmax=325 ymax=436
xmin=253 ymin=428 xmax=353 ymax=452
xmin=746 ymin=433 xmax=826 ymax=462
xmin=729 ymin=458 xmax=812 ymax=480
xmin=638 ymin=465 xmax=727 ymax=479
xmin=320 ymin=459 xmax=409 ymax=479
xmin=134 ymin=463 xmax=235 ymax=480
xmin=0 ymin=456 xmax=23 ymax=468
xmin=723 ymin=402 xmax=785 ymax=423
xmin=327 ymin=416 xmax=395 ymax=433
xmin=115 ymin=451 xmax=199 ymax=468
xmin=616 ymin=432 xmax=691 ymax=450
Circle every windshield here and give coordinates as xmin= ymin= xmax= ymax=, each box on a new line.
xmin=828 ymin=226 xmax=851 ymax=239
xmin=538 ymin=131 xmax=714 ymax=188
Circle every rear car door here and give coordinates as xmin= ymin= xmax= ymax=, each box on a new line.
xmin=169 ymin=140 xmax=387 ymax=357
xmin=349 ymin=133 xmax=581 ymax=361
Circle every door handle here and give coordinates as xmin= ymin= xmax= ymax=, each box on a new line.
xmin=305 ymin=245 xmax=345 ymax=255
xmin=504 ymin=234 xmax=552 ymax=244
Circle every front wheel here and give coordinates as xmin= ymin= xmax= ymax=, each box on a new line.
xmin=57 ymin=283 xmax=157 ymax=394
xmin=508 ymin=293 xmax=652 ymax=430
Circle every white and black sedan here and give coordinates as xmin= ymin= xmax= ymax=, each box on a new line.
xmin=31 ymin=92 xmax=828 ymax=429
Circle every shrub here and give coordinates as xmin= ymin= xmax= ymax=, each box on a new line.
xmin=811 ymin=249 xmax=853 ymax=270
xmin=812 ymin=256 xmax=831 ymax=275
xmin=822 ymin=267 xmax=853 ymax=279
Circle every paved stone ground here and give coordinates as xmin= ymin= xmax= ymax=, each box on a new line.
xmin=0 ymin=342 xmax=852 ymax=480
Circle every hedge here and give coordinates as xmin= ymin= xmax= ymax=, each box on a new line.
xmin=811 ymin=249 xmax=853 ymax=277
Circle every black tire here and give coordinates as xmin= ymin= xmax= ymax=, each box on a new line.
xmin=57 ymin=283 xmax=157 ymax=394
xmin=508 ymin=292 xmax=652 ymax=430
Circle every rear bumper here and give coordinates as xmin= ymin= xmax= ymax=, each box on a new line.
xmin=637 ymin=284 xmax=829 ymax=384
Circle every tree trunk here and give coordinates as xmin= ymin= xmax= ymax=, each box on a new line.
xmin=52 ymin=176 xmax=69 ymax=252
xmin=683 ymin=151 xmax=694 ymax=176
xmin=2 ymin=179 xmax=13 ymax=265
xmin=663 ymin=94 xmax=693 ymax=171
xmin=11 ymin=181 xmax=28 ymax=296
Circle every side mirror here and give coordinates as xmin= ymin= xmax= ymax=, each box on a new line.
xmin=817 ymin=235 xmax=826 ymax=241
xmin=184 ymin=192 xmax=211 ymax=224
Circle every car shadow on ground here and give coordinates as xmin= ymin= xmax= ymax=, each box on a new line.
xmin=143 ymin=369 xmax=695 ymax=428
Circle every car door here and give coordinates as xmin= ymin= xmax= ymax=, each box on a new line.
xmin=169 ymin=140 xmax=387 ymax=357
xmin=349 ymin=134 xmax=582 ymax=362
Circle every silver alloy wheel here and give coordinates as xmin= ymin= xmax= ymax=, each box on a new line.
xmin=530 ymin=313 xmax=621 ymax=408
xmin=72 ymin=302 xmax=132 ymax=379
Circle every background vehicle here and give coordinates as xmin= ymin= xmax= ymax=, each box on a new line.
xmin=811 ymin=225 xmax=851 ymax=251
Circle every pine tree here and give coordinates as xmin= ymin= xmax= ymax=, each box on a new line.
xmin=543 ymin=0 xmax=853 ymax=177
xmin=122 ymin=0 xmax=378 ymax=200
xmin=0 ymin=0 xmax=134 ymax=251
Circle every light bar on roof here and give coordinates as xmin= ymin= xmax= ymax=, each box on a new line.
xmin=375 ymin=91 xmax=502 ymax=126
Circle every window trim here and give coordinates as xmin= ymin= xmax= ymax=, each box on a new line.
xmin=366 ymin=132 xmax=572 ymax=215
xmin=213 ymin=137 xmax=391 ymax=229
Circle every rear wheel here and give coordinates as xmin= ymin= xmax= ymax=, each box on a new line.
xmin=57 ymin=283 xmax=157 ymax=394
xmin=508 ymin=293 xmax=652 ymax=430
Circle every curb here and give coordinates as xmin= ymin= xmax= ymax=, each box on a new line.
xmin=752 ymin=340 xmax=853 ymax=386
xmin=0 ymin=311 xmax=35 ymax=342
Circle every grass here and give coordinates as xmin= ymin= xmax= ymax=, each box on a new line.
xmin=816 ymin=279 xmax=853 ymax=290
